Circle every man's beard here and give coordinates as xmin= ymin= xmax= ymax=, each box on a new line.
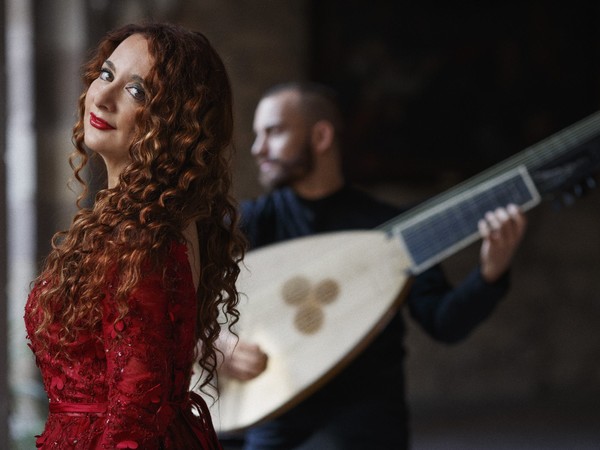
xmin=259 ymin=142 xmax=314 ymax=190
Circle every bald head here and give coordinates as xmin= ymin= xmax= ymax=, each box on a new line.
xmin=260 ymin=82 xmax=344 ymax=139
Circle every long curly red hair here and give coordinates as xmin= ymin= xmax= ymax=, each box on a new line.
xmin=30 ymin=23 xmax=245 ymax=391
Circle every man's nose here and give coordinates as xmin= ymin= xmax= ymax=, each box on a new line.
xmin=251 ymin=135 xmax=267 ymax=157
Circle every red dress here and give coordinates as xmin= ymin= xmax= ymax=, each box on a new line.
xmin=25 ymin=241 xmax=222 ymax=449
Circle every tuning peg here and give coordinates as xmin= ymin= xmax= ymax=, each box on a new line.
xmin=561 ymin=191 xmax=576 ymax=207
xmin=573 ymin=184 xmax=584 ymax=198
xmin=585 ymin=176 xmax=597 ymax=190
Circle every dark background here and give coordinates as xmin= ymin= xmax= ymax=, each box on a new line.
xmin=310 ymin=1 xmax=600 ymax=183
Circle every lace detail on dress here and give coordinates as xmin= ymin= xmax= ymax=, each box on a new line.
xmin=24 ymin=241 xmax=222 ymax=449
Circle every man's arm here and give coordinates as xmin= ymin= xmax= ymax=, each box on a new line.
xmin=408 ymin=204 xmax=527 ymax=343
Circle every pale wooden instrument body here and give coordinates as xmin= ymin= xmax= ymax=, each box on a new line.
xmin=208 ymin=230 xmax=412 ymax=433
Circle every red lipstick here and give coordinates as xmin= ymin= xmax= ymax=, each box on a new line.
xmin=90 ymin=112 xmax=115 ymax=130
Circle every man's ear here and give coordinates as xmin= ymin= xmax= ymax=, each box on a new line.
xmin=311 ymin=120 xmax=335 ymax=154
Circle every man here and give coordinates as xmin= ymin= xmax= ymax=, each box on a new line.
xmin=220 ymin=82 xmax=526 ymax=449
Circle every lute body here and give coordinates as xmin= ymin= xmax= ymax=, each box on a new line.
xmin=209 ymin=231 xmax=412 ymax=433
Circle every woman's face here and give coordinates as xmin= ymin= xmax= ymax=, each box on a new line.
xmin=84 ymin=33 xmax=153 ymax=180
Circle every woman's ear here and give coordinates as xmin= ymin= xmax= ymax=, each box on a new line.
xmin=311 ymin=120 xmax=335 ymax=154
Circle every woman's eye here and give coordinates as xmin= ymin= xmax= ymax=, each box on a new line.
xmin=99 ymin=68 xmax=113 ymax=81
xmin=127 ymin=85 xmax=146 ymax=102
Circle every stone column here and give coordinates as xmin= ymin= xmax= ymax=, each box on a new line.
xmin=0 ymin=0 xmax=9 ymax=446
xmin=5 ymin=0 xmax=42 ymax=446
xmin=34 ymin=0 xmax=87 ymax=254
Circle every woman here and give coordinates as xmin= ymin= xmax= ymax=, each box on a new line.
xmin=24 ymin=23 xmax=245 ymax=449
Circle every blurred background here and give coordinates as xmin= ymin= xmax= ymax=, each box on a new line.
xmin=1 ymin=1 xmax=600 ymax=448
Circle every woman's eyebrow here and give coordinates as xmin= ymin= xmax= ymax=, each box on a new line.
xmin=103 ymin=60 xmax=116 ymax=71
xmin=103 ymin=59 xmax=145 ymax=84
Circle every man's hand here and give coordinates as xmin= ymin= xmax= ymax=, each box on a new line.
xmin=478 ymin=203 xmax=527 ymax=283
xmin=216 ymin=331 xmax=268 ymax=381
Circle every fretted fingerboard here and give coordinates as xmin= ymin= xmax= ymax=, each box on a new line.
xmin=385 ymin=166 xmax=539 ymax=274
xmin=379 ymin=110 xmax=600 ymax=274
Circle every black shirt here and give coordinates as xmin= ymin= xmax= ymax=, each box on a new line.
xmin=240 ymin=185 xmax=509 ymax=449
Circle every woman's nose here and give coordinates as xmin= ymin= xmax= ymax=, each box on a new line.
xmin=93 ymin=83 xmax=116 ymax=112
